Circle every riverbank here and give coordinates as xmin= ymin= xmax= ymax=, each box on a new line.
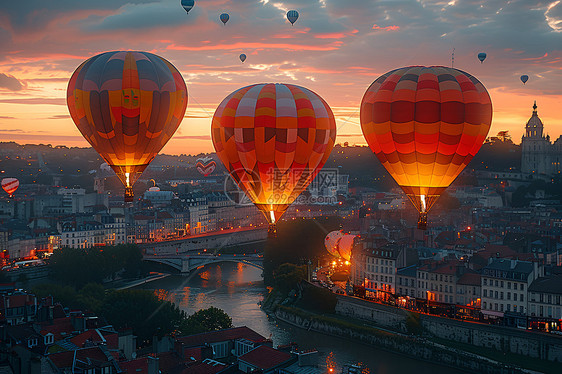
xmin=274 ymin=305 xmax=543 ymax=374
xmin=109 ymin=272 xmax=171 ymax=290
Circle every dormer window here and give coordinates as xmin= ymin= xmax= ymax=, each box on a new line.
xmin=28 ymin=338 xmax=38 ymax=348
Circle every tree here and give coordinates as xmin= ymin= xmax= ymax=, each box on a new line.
xmin=180 ymin=306 xmax=232 ymax=334
xmin=273 ymin=263 xmax=306 ymax=294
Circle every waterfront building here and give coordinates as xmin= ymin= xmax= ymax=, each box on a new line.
xmin=396 ymin=265 xmax=417 ymax=298
xmin=60 ymin=220 xmax=105 ymax=248
xmin=238 ymin=345 xmax=293 ymax=373
xmin=481 ymin=258 xmax=543 ymax=317
xmin=417 ymin=259 xmax=466 ymax=304
xmin=521 ymin=102 xmax=562 ymax=175
xmin=528 ymin=274 xmax=562 ymax=326
xmin=455 ymin=272 xmax=481 ymax=306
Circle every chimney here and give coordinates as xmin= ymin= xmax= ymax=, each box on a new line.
xmin=510 ymin=259 xmax=517 ymax=269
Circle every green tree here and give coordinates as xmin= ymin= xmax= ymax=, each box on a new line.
xmin=181 ymin=306 xmax=232 ymax=334
xmin=273 ymin=263 xmax=306 ymax=294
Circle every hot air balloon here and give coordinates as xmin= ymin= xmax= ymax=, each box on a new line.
xmin=337 ymin=234 xmax=356 ymax=261
xmin=67 ymin=51 xmax=188 ymax=202
xmin=196 ymin=157 xmax=217 ymax=177
xmin=325 ymin=231 xmax=344 ymax=258
xmin=1 ymin=178 xmax=19 ymax=197
xmin=239 ymin=54 xmax=247 ymax=63
xmin=521 ymin=75 xmax=529 ymax=84
xmin=148 ymin=186 xmax=160 ymax=192
xmin=212 ymin=83 xmax=336 ymax=236
xmin=220 ymin=13 xmax=229 ymax=24
xmin=287 ymin=10 xmax=299 ymax=25
xmin=477 ymin=52 xmax=486 ymax=63
xmin=181 ymin=0 xmax=194 ymax=14
xmin=360 ymin=66 xmax=492 ymax=229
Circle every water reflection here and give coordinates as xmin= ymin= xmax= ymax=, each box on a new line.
xmin=140 ymin=262 xmax=465 ymax=374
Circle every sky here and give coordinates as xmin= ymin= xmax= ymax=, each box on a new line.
xmin=1 ymin=0 xmax=561 ymax=155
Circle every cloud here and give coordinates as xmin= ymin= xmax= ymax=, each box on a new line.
xmin=46 ymin=114 xmax=70 ymax=120
xmin=0 ymin=98 xmax=66 ymax=105
xmin=172 ymin=135 xmax=211 ymax=141
xmin=0 ymin=73 xmax=24 ymax=91
xmin=0 ymin=116 xmax=16 ymax=120
xmin=372 ymin=24 xmax=400 ymax=31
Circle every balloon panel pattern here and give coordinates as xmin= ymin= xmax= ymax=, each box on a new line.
xmin=360 ymin=66 xmax=492 ymax=213
xmin=67 ymin=51 xmax=188 ymax=188
xmin=212 ymin=83 xmax=336 ymax=223
xmin=1 ymin=178 xmax=19 ymax=196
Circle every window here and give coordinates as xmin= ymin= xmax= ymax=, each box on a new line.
xmin=507 ymin=292 xmax=511 ymax=300
xmin=507 ymin=282 xmax=511 ymax=289
xmin=495 ymin=291 xmax=498 ymax=299
xmin=483 ymin=279 xmax=487 ymax=286
xmin=514 ymin=294 xmax=518 ymax=301
xmin=520 ymin=284 xmax=524 ymax=291
xmin=483 ymin=290 xmax=487 ymax=297
xmin=500 ymin=292 xmax=504 ymax=300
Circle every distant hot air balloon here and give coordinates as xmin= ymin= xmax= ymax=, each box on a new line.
xmin=181 ymin=0 xmax=194 ymax=14
xmin=360 ymin=66 xmax=492 ymax=229
xmin=325 ymin=231 xmax=344 ymax=258
xmin=220 ymin=13 xmax=229 ymax=24
xmin=287 ymin=10 xmax=299 ymax=25
xmin=67 ymin=51 xmax=188 ymax=202
xmin=196 ymin=157 xmax=217 ymax=177
xmin=148 ymin=186 xmax=160 ymax=192
xmin=212 ymin=83 xmax=336 ymax=236
xmin=337 ymin=233 xmax=356 ymax=261
xmin=520 ymin=75 xmax=529 ymax=84
xmin=477 ymin=52 xmax=487 ymax=63
xmin=1 ymin=178 xmax=19 ymax=197
xmin=239 ymin=54 xmax=247 ymax=63
xmin=324 ymin=231 xmax=356 ymax=261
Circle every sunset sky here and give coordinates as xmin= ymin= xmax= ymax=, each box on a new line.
xmin=1 ymin=0 xmax=561 ymax=155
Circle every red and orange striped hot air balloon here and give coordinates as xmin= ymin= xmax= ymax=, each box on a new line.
xmin=1 ymin=178 xmax=19 ymax=197
xmin=67 ymin=51 xmax=187 ymax=202
xmin=212 ymin=83 xmax=336 ymax=236
xmin=360 ymin=66 xmax=492 ymax=229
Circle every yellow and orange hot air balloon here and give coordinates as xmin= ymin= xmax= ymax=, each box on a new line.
xmin=360 ymin=66 xmax=492 ymax=229
xmin=67 ymin=51 xmax=187 ymax=202
xmin=212 ymin=83 xmax=336 ymax=236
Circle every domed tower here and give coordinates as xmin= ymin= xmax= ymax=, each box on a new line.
xmin=521 ymin=102 xmax=551 ymax=174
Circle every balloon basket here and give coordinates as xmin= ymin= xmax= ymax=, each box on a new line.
xmin=417 ymin=213 xmax=428 ymax=230
xmin=124 ymin=186 xmax=134 ymax=203
xmin=268 ymin=223 xmax=277 ymax=239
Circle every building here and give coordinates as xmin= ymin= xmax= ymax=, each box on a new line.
xmin=238 ymin=345 xmax=293 ymax=373
xmin=521 ymin=102 xmax=562 ymax=175
xmin=528 ymin=274 xmax=562 ymax=330
xmin=417 ymin=260 xmax=465 ymax=304
xmin=396 ymin=265 xmax=417 ymax=298
xmin=481 ymin=258 xmax=543 ymax=318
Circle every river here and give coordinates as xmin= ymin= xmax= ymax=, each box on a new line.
xmin=136 ymin=262 xmax=466 ymax=374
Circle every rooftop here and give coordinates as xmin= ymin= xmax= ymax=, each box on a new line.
xmin=176 ymin=326 xmax=267 ymax=348
xmin=238 ymin=345 xmax=293 ymax=370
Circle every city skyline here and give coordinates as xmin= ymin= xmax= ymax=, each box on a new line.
xmin=1 ymin=0 xmax=562 ymax=155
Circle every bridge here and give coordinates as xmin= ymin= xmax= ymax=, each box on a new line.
xmin=143 ymin=253 xmax=264 ymax=273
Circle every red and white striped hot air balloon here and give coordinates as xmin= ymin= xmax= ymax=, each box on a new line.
xmin=1 ymin=178 xmax=19 ymax=197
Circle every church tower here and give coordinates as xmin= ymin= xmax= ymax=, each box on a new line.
xmin=521 ymin=102 xmax=551 ymax=174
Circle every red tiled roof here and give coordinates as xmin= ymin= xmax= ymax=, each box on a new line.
xmin=49 ymin=346 xmax=112 ymax=368
xmin=176 ymin=327 xmax=267 ymax=347
xmin=70 ymin=329 xmax=103 ymax=348
xmin=2 ymin=294 xmax=36 ymax=308
xmin=119 ymin=358 xmax=149 ymax=373
xmin=183 ymin=360 xmax=227 ymax=374
xmin=238 ymin=345 xmax=292 ymax=370
xmin=39 ymin=317 xmax=75 ymax=340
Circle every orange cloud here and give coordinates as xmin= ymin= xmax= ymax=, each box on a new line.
xmin=372 ymin=24 xmax=400 ymax=31
xmin=167 ymin=41 xmax=342 ymax=52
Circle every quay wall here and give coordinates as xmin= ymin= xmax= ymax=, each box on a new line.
xmin=335 ymin=295 xmax=562 ymax=363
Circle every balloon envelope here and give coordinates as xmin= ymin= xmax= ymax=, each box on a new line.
xmin=67 ymin=51 xmax=188 ymax=202
xmin=520 ymin=75 xmax=529 ymax=84
xmin=181 ymin=0 xmax=194 ymax=14
xmin=337 ymin=234 xmax=356 ymax=261
xmin=360 ymin=66 xmax=492 ymax=229
xmin=1 ymin=178 xmax=19 ymax=196
xmin=477 ymin=52 xmax=486 ymax=63
xmin=325 ymin=231 xmax=344 ymax=258
xmin=220 ymin=13 xmax=229 ymax=24
xmin=287 ymin=10 xmax=299 ymax=25
xmin=212 ymin=83 xmax=336 ymax=230
xmin=196 ymin=157 xmax=216 ymax=177
xmin=239 ymin=54 xmax=247 ymax=62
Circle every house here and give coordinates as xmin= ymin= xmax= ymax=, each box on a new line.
xmin=238 ymin=345 xmax=293 ymax=373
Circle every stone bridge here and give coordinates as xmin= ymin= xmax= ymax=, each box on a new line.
xmin=143 ymin=253 xmax=264 ymax=273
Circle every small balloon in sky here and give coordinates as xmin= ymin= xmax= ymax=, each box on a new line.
xmin=287 ymin=10 xmax=299 ymax=25
xmin=220 ymin=13 xmax=229 ymax=25
xmin=181 ymin=0 xmax=194 ymax=14
xmin=520 ymin=75 xmax=529 ymax=84
xmin=477 ymin=52 xmax=487 ymax=63
xmin=239 ymin=54 xmax=247 ymax=63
